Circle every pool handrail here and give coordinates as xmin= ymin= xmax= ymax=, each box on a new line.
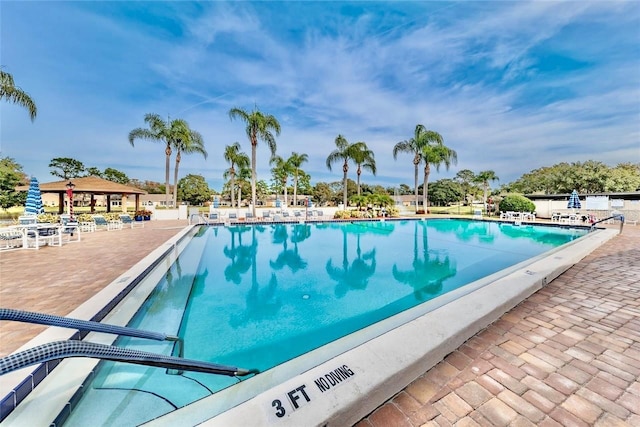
xmin=0 ymin=308 xmax=179 ymax=343
xmin=589 ymin=214 xmax=624 ymax=234
xmin=0 ymin=340 xmax=259 ymax=377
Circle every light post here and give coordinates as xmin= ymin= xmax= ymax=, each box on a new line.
xmin=66 ymin=181 xmax=75 ymax=220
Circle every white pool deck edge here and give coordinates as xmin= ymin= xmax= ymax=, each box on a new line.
xmin=0 ymin=225 xmax=618 ymax=427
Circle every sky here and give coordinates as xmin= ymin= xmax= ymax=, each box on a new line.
xmin=1 ymin=1 xmax=639 ymax=192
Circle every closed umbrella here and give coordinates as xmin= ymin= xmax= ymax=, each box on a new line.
xmin=567 ymin=189 xmax=581 ymax=212
xmin=213 ymin=196 xmax=220 ymax=209
xmin=24 ymin=177 xmax=44 ymax=215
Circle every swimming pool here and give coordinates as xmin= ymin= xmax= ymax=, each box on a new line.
xmin=4 ymin=219 xmax=613 ymax=426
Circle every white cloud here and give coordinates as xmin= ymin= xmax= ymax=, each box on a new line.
xmin=1 ymin=1 xmax=638 ymax=190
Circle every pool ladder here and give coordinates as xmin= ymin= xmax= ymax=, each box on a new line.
xmin=0 ymin=308 xmax=258 ymax=377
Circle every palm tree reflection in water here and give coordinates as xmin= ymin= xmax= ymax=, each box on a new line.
xmin=269 ymin=224 xmax=309 ymax=273
xmin=326 ymin=224 xmax=377 ymax=298
xmin=230 ymin=226 xmax=283 ymax=327
xmin=223 ymin=226 xmax=254 ymax=284
xmin=392 ymin=221 xmax=457 ymax=300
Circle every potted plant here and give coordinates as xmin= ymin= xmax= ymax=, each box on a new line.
xmin=134 ymin=210 xmax=152 ymax=221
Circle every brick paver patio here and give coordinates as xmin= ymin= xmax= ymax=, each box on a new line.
xmin=0 ymin=220 xmax=638 ymax=426
xmin=357 ymin=223 xmax=639 ymax=427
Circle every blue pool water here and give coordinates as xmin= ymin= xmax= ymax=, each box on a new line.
xmin=63 ymin=219 xmax=586 ymax=425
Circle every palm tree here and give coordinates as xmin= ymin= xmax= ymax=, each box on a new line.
xmin=229 ymin=106 xmax=281 ymax=216
xmin=0 ymin=70 xmax=37 ymax=121
xmin=326 ymin=135 xmax=358 ymax=208
xmin=270 ymin=155 xmax=294 ymax=208
xmin=351 ymin=142 xmax=376 ymax=196
xmin=393 ymin=125 xmax=427 ymax=212
xmin=172 ymin=125 xmax=207 ymax=208
xmin=421 ymin=138 xmax=457 ymax=211
xmin=223 ymin=142 xmax=250 ymax=208
xmin=288 ymin=152 xmax=308 ymax=207
xmin=129 ymin=113 xmax=186 ymax=207
xmin=474 ymin=170 xmax=499 ymax=214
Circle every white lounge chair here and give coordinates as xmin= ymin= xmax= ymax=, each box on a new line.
xmin=0 ymin=228 xmax=25 ymax=250
xmin=120 ymin=214 xmax=144 ymax=229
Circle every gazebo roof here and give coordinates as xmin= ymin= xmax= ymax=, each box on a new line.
xmin=17 ymin=176 xmax=147 ymax=195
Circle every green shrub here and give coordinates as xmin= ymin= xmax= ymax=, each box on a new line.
xmin=76 ymin=213 xmax=93 ymax=222
xmin=37 ymin=213 xmax=59 ymax=223
xmin=333 ymin=210 xmax=351 ymax=219
xmin=499 ymin=194 xmax=535 ymax=213
xmin=386 ymin=206 xmax=400 ymax=217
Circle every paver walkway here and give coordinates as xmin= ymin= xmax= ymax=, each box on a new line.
xmin=0 ymin=220 xmax=638 ymax=426
xmin=0 ymin=220 xmax=189 ymax=356
xmin=357 ymin=223 xmax=640 ymax=427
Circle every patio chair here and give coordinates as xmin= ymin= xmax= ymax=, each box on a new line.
xmin=0 ymin=228 xmax=25 ymax=250
xmin=24 ymin=224 xmax=62 ymax=249
xmin=119 ymin=214 xmax=144 ymax=229
xmin=209 ymin=212 xmax=221 ymax=222
xmin=92 ymin=215 xmax=120 ymax=231
xmin=18 ymin=215 xmax=38 ymax=226
xmin=61 ymin=222 xmax=81 ymax=243
xmin=261 ymin=210 xmax=272 ymax=221
xmin=246 ymin=211 xmax=255 ymax=222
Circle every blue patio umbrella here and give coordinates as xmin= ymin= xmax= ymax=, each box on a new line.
xmin=24 ymin=177 xmax=44 ymax=215
xmin=275 ymin=198 xmax=281 ymax=208
xmin=567 ymin=189 xmax=581 ymax=210
xmin=213 ymin=195 xmax=220 ymax=209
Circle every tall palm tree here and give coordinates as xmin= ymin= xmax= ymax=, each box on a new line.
xmin=326 ymin=135 xmax=358 ymax=208
xmin=129 ymin=113 xmax=185 ymax=207
xmin=351 ymin=142 xmax=376 ymax=196
xmin=288 ymin=152 xmax=308 ymax=207
xmin=421 ymin=138 xmax=457 ymax=211
xmin=223 ymin=142 xmax=250 ymax=209
xmin=393 ymin=125 xmax=428 ymax=212
xmin=229 ymin=106 xmax=281 ymax=216
xmin=0 ymin=70 xmax=37 ymax=121
xmin=270 ymin=155 xmax=294 ymax=208
xmin=172 ymin=125 xmax=207 ymax=208
xmin=474 ymin=170 xmax=499 ymax=214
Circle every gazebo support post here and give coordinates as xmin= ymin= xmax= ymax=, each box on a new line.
xmin=58 ymin=193 xmax=65 ymax=214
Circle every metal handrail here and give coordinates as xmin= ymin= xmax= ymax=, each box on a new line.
xmin=189 ymin=213 xmax=209 ymax=225
xmin=0 ymin=308 xmax=259 ymax=376
xmin=589 ymin=214 xmax=624 ymax=234
xmin=0 ymin=308 xmax=178 ymax=342
xmin=0 ymin=340 xmax=258 ymax=377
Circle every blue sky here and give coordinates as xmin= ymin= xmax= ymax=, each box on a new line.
xmin=2 ymin=1 xmax=639 ymax=192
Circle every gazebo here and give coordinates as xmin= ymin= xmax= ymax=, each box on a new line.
xmin=16 ymin=176 xmax=148 ymax=214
